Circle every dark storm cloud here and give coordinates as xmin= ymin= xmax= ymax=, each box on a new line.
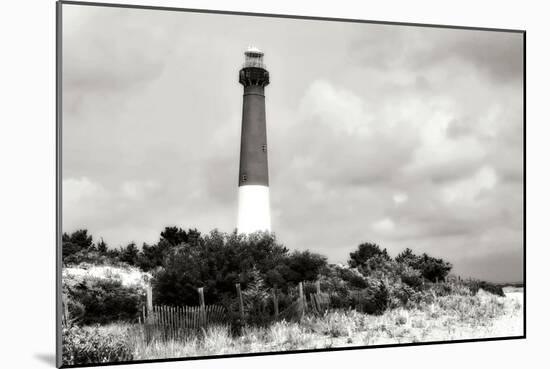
xmin=62 ymin=6 xmax=524 ymax=282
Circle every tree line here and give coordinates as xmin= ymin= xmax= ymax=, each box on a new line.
xmin=63 ymin=227 xmax=453 ymax=307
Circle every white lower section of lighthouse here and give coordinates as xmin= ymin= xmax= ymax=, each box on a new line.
xmin=237 ymin=185 xmax=271 ymax=233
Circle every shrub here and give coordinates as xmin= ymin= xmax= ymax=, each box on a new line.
xmin=356 ymin=256 xmax=403 ymax=281
xmin=348 ymin=243 xmax=390 ymax=268
xmin=282 ymin=250 xmax=328 ymax=284
xmin=63 ymin=230 xmax=94 ymax=259
xmin=355 ymin=278 xmax=389 ymax=315
xmin=328 ymin=291 xmax=352 ymax=309
xmin=400 ymin=267 xmax=423 ymax=289
xmin=154 ymin=231 xmax=290 ymax=307
xmin=67 ymin=277 xmax=143 ymax=325
xmin=62 ymin=325 xmax=133 ymax=365
xmin=388 ymin=282 xmax=417 ymax=309
xmin=319 ymin=265 xmax=360 ymax=297
xmin=466 ymin=280 xmax=505 ymax=297
xmin=397 ymin=250 xmax=452 ymax=283
xmin=241 ymin=268 xmax=273 ymax=327
xmin=336 ymin=267 xmax=368 ymax=289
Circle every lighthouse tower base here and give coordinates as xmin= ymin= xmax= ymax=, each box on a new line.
xmin=237 ymin=185 xmax=271 ymax=234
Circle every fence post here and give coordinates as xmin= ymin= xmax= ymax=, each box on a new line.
xmin=62 ymin=293 xmax=69 ymax=325
xmin=272 ymin=287 xmax=279 ymax=319
xmin=298 ymin=281 xmax=305 ymax=315
xmin=198 ymin=287 xmax=205 ymax=307
xmin=316 ymin=280 xmax=321 ymax=294
xmin=146 ymin=284 xmax=153 ymax=315
xmin=436 ymin=277 xmax=439 ymax=284
xmin=198 ymin=287 xmax=206 ymax=326
xmin=236 ymin=283 xmax=245 ymax=324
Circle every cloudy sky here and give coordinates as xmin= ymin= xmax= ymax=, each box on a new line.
xmin=62 ymin=4 xmax=524 ymax=282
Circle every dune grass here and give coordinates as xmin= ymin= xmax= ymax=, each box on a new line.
xmin=100 ymin=289 xmax=523 ymax=360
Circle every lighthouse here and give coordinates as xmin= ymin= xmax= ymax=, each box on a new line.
xmin=237 ymin=47 xmax=271 ymax=234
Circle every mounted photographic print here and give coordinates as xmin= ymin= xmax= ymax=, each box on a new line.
xmin=56 ymin=1 xmax=525 ymax=367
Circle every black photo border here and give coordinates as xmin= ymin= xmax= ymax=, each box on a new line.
xmin=55 ymin=1 xmax=527 ymax=367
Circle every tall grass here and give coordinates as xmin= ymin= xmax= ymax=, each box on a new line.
xmin=113 ymin=289 xmax=523 ymax=360
xmin=63 ymin=288 xmax=522 ymax=365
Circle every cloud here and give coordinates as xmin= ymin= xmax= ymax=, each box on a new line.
xmin=349 ymin=26 xmax=523 ymax=84
xmin=61 ymin=6 xmax=523 ymax=282
xmin=63 ymin=177 xmax=105 ymax=205
xmin=120 ymin=180 xmax=161 ymax=201
xmin=371 ymin=218 xmax=396 ymax=233
xmin=393 ymin=193 xmax=408 ymax=204
xmin=299 ymin=80 xmax=372 ymax=137
xmin=440 ymin=166 xmax=497 ymax=204
xmin=63 ymin=6 xmax=179 ymax=93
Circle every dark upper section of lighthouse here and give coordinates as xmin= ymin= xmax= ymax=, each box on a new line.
xmin=238 ymin=47 xmax=270 ymax=187
xmin=239 ymin=47 xmax=270 ymax=87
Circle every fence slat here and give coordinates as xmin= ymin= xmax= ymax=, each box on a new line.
xmin=168 ymin=306 xmax=173 ymax=340
xmin=142 ymin=304 xmax=228 ymax=342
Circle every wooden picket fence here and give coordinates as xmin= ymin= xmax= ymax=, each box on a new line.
xmin=139 ymin=274 xmax=459 ymax=340
xmin=308 ymin=292 xmax=330 ymax=314
xmin=140 ymin=304 xmax=227 ymax=342
xmin=278 ymin=285 xmax=331 ymax=320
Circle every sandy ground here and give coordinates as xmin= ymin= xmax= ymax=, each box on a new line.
xmin=489 ymin=291 xmax=524 ymax=337
xmin=63 ymin=264 xmax=152 ymax=289
xmin=320 ymin=291 xmax=524 ymax=348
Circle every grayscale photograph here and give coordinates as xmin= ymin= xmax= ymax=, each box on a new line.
xmin=57 ymin=2 xmax=525 ymax=367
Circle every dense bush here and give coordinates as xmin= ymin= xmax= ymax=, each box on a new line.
xmin=66 ymin=278 xmax=144 ymax=325
xmin=364 ymin=279 xmax=389 ymax=315
xmin=465 ymin=280 xmax=505 ymax=297
xmin=348 ymin=243 xmax=390 ymax=268
xmin=399 ymin=266 xmax=424 ymax=289
xmin=336 ymin=267 xmax=368 ymax=289
xmin=153 ymin=230 xmax=327 ymax=307
xmin=62 ymin=227 xmax=202 ymax=270
xmin=136 ymin=227 xmax=202 ymax=271
xmin=318 ymin=268 xmax=388 ymax=315
xmin=387 ymin=281 xmax=417 ymax=308
xmin=62 ymin=227 xmax=464 ymax=323
xmin=63 ymin=229 xmax=95 ymax=262
xmin=356 ymin=255 xmax=399 ymax=280
xmin=349 ymin=281 xmax=389 ymax=315
xmin=240 ymin=268 xmax=273 ymax=327
xmin=62 ymin=325 xmax=133 ymax=365
xmin=282 ymin=250 xmax=328 ymax=284
xmin=396 ymin=248 xmax=452 ymax=283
